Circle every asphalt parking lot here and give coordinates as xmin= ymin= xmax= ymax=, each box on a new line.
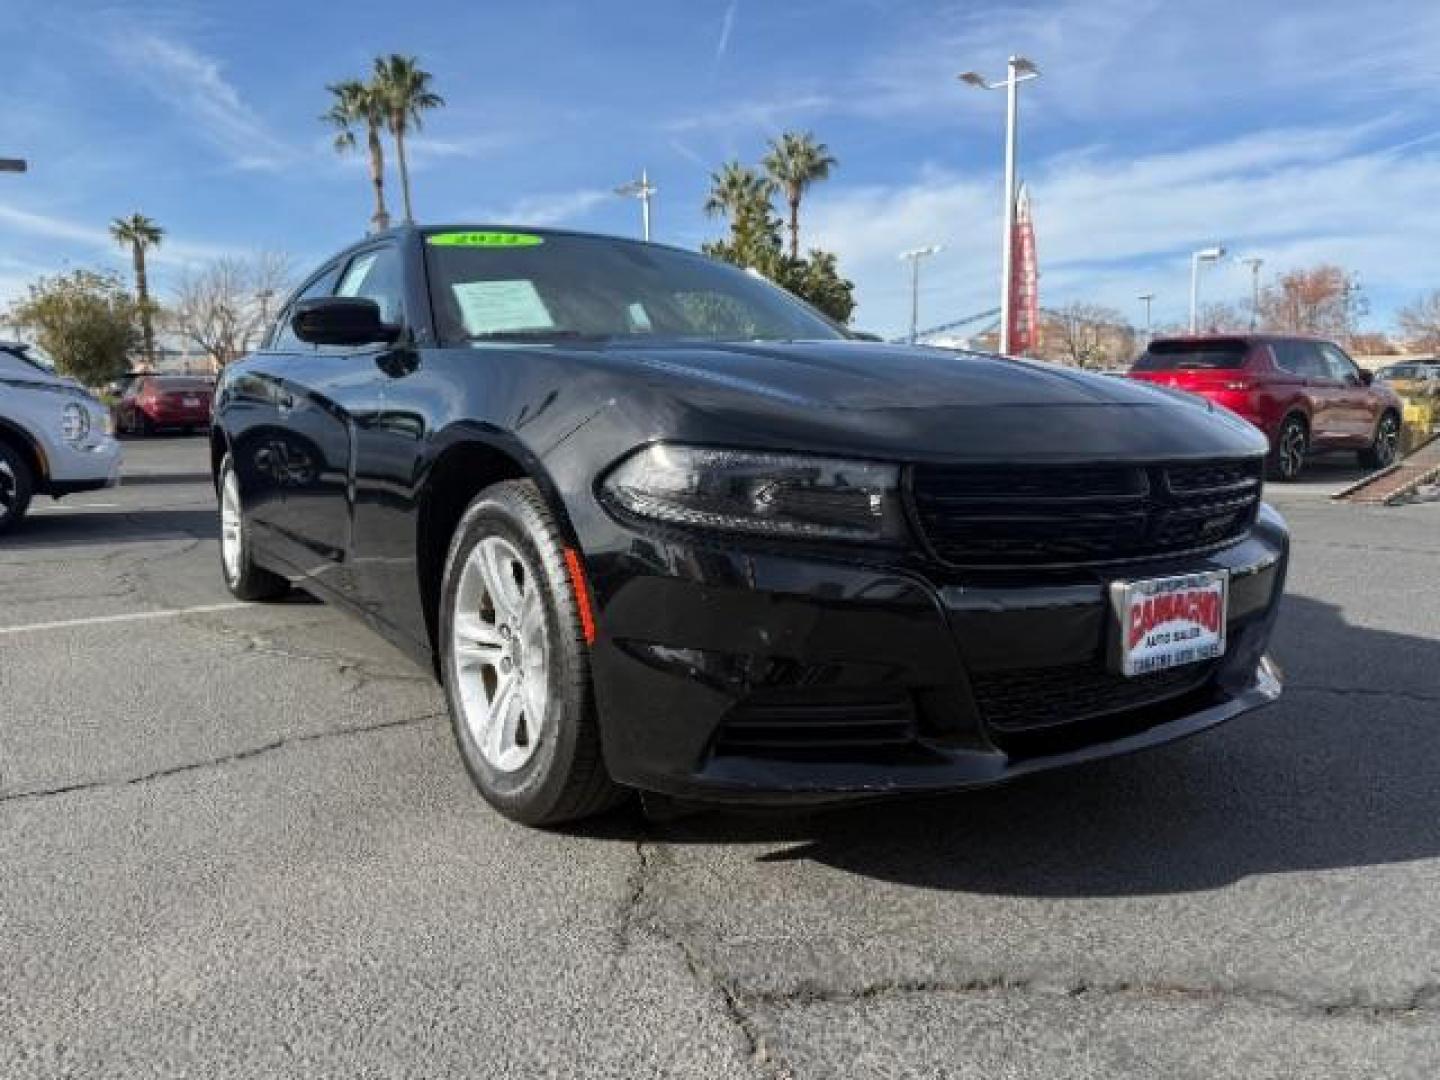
xmin=3 ymin=436 xmax=1438 ymax=1078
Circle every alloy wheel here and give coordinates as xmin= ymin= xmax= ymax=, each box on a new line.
xmin=1375 ymin=415 xmax=1400 ymax=467
xmin=0 ymin=459 xmax=15 ymax=525
xmin=1279 ymin=421 xmax=1306 ymax=480
xmin=220 ymin=468 xmax=243 ymax=584
xmin=451 ymin=536 xmax=551 ymax=773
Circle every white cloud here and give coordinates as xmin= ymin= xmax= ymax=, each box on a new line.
xmin=474 ymin=189 xmax=614 ymax=227
xmin=0 ymin=203 xmax=233 ymax=267
xmin=715 ymin=1 xmax=738 ymax=60
xmin=665 ymin=93 xmax=832 ymax=136
xmin=806 ymin=124 xmax=1440 ymax=337
xmin=110 ymin=34 xmax=294 ymax=171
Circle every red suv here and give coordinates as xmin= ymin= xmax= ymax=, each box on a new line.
xmin=1129 ymin=335 xmax=1403 ymax=481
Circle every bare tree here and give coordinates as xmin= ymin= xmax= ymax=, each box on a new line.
xmin=1257 ymin=264 xmax=1366 ymax=340
xmin=1397 ymin=290 xmax=1440 ymax=352
xmin=167 ymin=253 xmax=293 ymax=370
xmin=1046 ymin=302 xmax=1133 ymax=369
xmin=1194 ymin=301 xmax=1248 ymax=333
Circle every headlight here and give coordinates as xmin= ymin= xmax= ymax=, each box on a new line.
xmin=601 ymin=444 xmax=907 ymax=543
xmin=60 ymin=401 xmax=91 ymax=444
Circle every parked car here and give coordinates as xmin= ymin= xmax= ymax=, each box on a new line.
xmin=212 ymin=226 xmax=1288 ymax=826
xmin=0 ymin=341 xmax=121 ymax=534
xmin=1128 ymin=335 xmax=1404 ymax=480
xmin=1376 ymin=359 xmax=1440 ymax=395
xmin=114 ymin=374 xmax=215 ymax=435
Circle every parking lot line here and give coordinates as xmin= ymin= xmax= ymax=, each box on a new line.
xmin=0 ymin=602 xmax=251 ymax=637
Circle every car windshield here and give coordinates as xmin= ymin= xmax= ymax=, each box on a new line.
xmin=1133 ymin=340 xmax=1249 ymax=371
xmin=423 ymin=230 xmax=845 ymax=345
xmin=1380 ymin=365 xmax=1422 ymax=379
xmin=7 ymin=343 xmax=57 ymax=374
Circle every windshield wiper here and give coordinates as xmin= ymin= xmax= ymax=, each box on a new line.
xmin=462 ymin=329 xmax=606 ymax=342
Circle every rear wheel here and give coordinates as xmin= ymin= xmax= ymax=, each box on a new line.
xmin=1359 ymin=411 xmax=1401 ymax=470
xmin=0 ymin=441 xmax=35 ymax=536
xmin=1270 ymin=415 xmax=1307 ymax=482
xmin=218 ymin=455 xmax=290 ymax=601
xmin=440 ymin=480 xmax=623 ymax=826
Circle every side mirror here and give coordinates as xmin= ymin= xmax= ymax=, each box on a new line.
xmin=292 ymin=297 xmax=400 ymax=347
xmin=1358 ymin=369 xmax=1374 ymax=386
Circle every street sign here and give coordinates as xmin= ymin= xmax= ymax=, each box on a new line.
xmin=0 ymin=158 xmax=28 ymax=173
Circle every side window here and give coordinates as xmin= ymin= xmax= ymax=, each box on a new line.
xmin=1319 ymin=343 xmax=1359 ymax=383
xmin=335 ymin=246 xmax=404 ymax=326
xmin=269 ymin=266 xmax=341 ymax=351
xmin=1275 ymin=342 xmax=1324 ymax=379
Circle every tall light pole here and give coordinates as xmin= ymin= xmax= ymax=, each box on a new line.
xmin=900 ymin=245 xmax=942 ymax=344
xmin=1238 ymin=256 xmax=1263 ymax=330
xmin=1189 ymin=245 xmax=1226 ymax=333
xmin=1138 ymin=292 xmax=1155 ymax=337
xmin=615 ymin=168 xmax=657 ymax=242
xmin=959 ymin=55 xmax=1040 ymax=356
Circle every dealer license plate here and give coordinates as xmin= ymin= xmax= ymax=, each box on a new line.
xmin=1111 ymin=571 xmax=1228 ymax=678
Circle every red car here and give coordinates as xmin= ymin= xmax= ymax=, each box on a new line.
xmin=1129 ymin=335 xmax=1403 ymax=481
xmin=114 ymin=375 xmax=214 ymax=435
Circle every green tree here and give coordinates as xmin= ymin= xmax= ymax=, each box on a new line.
xmin=762 ymin=131 xmax=836 ymax=258
xmin=702 ymin=180 xmax=855 ymax=324
xmin=8 ymin=270 xmax=140 ymax=384
xmin=323 ymin=79 xmax=390 ymax=232
xmin=109 ymin=213 xmax=163 ymax=367
xmin=371 ymin=54 xmax=444 ymax=225
xmin=703 ymin=161 xmax=773 ymax=222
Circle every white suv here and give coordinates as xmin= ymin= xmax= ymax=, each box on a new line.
xmin=0 ymin=341 xmax=122 ymax=534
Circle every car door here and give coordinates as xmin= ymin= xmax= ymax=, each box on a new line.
xmin=1286 ymin=340 xmax=1345 ymax=446
xmin=1317 ymin=342 xmax=1373 ymax=443
xmin=270 ymin=244 xmax=400 ymax=589
xmin=230 ymin=265 xmax=341 ymax=549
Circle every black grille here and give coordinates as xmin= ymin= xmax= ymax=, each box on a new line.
xmin=971 ymin=661 xmax=1216 ymax=734
xmin=910 ymin=459 xmax=1262 ymax=567
xmin=714 ymin=695 xmax=916 ymax=757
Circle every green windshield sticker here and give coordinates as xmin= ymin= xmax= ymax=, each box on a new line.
xmin=426 ymin=231 xmax=544 ymax=248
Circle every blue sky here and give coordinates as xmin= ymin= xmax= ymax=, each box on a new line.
xmin=3 ymin=0 xmax=1440 ymax=339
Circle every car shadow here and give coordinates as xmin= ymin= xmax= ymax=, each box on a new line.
xmin=582 ymin=592 xmax=1440 ymax=898
xmin=4 ymin=508 xmax=220 ymax=547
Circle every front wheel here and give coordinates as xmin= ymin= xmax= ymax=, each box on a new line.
xmin=0 ymin=441 xmax=35 ymax=536
xmin=1359 ymin=412 xmax=1401 ymax=470
xmin=218 ymin=455 xmax=290 ymax=601
xmin=1270 ymin=416 xmax=1307 ymax=482
xmin=440 ymin=480 xmax=623 ymax=826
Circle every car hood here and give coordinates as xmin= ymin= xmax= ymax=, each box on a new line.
xmin=584 ymin=340 xmax=1268 ymax=464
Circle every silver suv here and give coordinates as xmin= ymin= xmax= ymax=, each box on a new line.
xmin=0 ymin=341 xmax=122 ymax=534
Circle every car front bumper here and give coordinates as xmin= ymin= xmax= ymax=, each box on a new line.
xmin=586 ymin=504 xmax=1289 ymax=804
xmin=41 ymin=433 xmax=122 ymax=495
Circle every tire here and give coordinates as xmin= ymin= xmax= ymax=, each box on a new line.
xmin=439 ymin=479 xmax=624 ymax=826
xmin=1359 ymin=411 xmax=1401 ymax=470
xmin=218 ymin=454 xmax=290 ymax=601
xmin=1269 ymin=415 xmax=1307 ymax=482
xmin=0 ymin=440 xmax=35 ymax=536
xmin=139 ymin=414 xmax=155 ymax=437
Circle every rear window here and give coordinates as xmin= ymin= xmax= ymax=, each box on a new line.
xmin=153 ymin=377 xmax=212 ymax=391
xmin=1133 ymin=340 xmax=1249 ymax=371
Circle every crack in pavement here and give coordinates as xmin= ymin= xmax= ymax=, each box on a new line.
xmin=1288 ymin=683 xmax=1440 ymax=707
xmin=0 ymin=711 xmax=443 ymax=806
xmin=614 ymin=836 xmax=792 ymax=1079
xmin=742 ymin=974 xmax=1440 ymax=1021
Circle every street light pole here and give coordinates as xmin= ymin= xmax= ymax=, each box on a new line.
xmin=900 ymin=245 xmax=942 ymax=344
xmin=959 ymin=56 xmax=1040 ymax=356
xmin=1138 ymin=292 xmax=1155 ymax=337
xmin=1189 ymin=245 xmax=1226 ymax=333
xmin=1239 ymin=256 xmax=1263 ymax=330
xmin=615 ymin=168 xmax=657 ymax=242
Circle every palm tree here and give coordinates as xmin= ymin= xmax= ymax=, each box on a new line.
xmin=323 ymin=80 xmax=390 ymax=232
xmin=110 ymin=213 xmax=164 ymax=368
xmin=762 ymin=131 xmax=837 ymax=258
xmin=371 ymin=54 xmax=444 ymax=224
xmin=703 ymin=161 xmax=773 ymax=221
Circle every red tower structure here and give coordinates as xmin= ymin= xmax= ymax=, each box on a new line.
xmin=1009 ymin=182 xmax=1039 ymax=355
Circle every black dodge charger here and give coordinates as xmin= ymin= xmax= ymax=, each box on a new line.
xmin=211 ymin=226 xmax=1287 ymax=825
